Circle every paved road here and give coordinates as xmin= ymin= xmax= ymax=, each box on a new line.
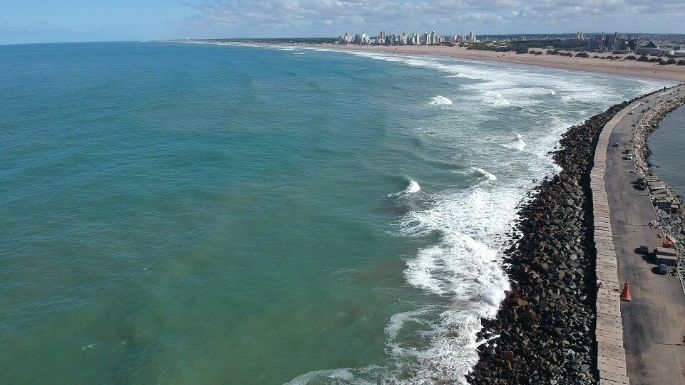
xmin=605 ymin=85 xmax=685 ymax=385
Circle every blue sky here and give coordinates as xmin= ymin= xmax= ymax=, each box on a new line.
xmin=1 ymin=1 xmax=684 ymax=44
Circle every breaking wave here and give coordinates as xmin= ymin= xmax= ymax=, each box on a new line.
xmin=471 ymin=167 xmax=497 ymax=182
xmin=248 ymin=44 xmax=667 ymax=385
xmin=503 ymin=133 xmax=527 ymax=152
xmin=430 ymin=95 xmax=453 ymax=105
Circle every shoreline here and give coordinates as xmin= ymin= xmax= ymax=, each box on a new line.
xmin=302 ymin=44 xmax=685 ymax=82
xmin=464 ymin=88 xmax=676 ymax=384
xmin=466 ymin=101 xmax=630 ymax=385
xmin=465 ymin=86 xmax=685 ymax=384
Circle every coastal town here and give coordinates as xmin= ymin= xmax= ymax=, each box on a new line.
xmin=337 ymin=30 xmax=685 ymax=59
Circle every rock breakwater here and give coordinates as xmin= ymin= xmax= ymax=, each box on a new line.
xmin=633 ymin=89 xmax=685 ymax=176
xmin=465 ymin=102 xmax=633 ymax=385
xmin=632 ymin=87 xmax=685 ymax=293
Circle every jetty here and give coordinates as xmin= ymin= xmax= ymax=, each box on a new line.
xmin=594 ymin=84 xmax=685 ymax=385
xmin=467 ymin=86 xmax=685 ymax=385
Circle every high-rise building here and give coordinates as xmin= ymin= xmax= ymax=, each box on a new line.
xmin=338 ymin=33 xmax=353 ymax=44
xmin=466 ymin=31 xmax=477 ymax=43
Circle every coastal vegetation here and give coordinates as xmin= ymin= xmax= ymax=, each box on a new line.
xmin=458 ymin=40 xmax=684 ymax=65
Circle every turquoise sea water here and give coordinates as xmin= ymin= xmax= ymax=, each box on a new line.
xmin=0 ymin=42 xmax=664 ymax=385
xmin=649 ymin=105 xmax=685 ymax=194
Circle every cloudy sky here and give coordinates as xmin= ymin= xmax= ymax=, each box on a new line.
xmin=1 ymin=0 xmax=683 ymax=44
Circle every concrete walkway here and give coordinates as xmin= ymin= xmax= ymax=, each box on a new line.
xmin=595 ymin=85 xmax=685 ymax=385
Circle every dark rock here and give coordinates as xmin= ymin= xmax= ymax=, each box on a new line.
xmin=466 ymin=96 xmax=660 ymax=385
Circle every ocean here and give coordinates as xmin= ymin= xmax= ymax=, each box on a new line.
xmin=0 ymin=42 xmax=665 ymax=385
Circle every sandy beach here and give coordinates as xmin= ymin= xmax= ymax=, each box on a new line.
xmin=309 ymin=44 xmax=685 ymax=82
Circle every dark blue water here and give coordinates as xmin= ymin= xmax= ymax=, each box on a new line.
xmin=649 ymin=105 xmax=685 ymax=194
xmin=0 ymin=42 xmax=663 ymax=385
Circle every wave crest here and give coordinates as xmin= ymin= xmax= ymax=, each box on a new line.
xmin=430 ymin=95 xmax=453 ymax=106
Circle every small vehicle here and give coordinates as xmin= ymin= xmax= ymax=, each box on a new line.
xmin=612 ymin=142 xmax=619 ymax=147
xmin=631 ymin=178 xmax=646 ymax=190
xmin=623 ymin=154 xmax=633 ymax=160
xmin=657 ymin=264 xmax=668 ymax=275
xmin=636 ymin=245 xmax=649 ymax=254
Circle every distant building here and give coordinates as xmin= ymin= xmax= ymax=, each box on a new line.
xmin=467 ymin=31 xmax=476 ymax=43
xmin=338 ymin=33 xmax=353 ymax=44
xmin=354 ymin=33 xmax=370 ymax=45
xmin=641 ymin=41 xmax=674 ymax=56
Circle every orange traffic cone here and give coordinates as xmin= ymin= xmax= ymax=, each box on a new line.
xmin=620 ymin=282 xmax=632 ymax=302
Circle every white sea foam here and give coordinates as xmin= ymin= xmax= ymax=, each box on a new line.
xmin=484 ymin=91 xmax=511 ymax=107
xmin=407 ymin=179 xmax=421 ymax=193
xmin=503 ymin=133 xmax=527 ymax=152
xmin=430 ymin=95 xmax=453 ymax=106
xmin=277 ymin=44 xmax=667 ymax=385
xmin=284 ymin=367 xmax=380 ymax=385
xmin=471 ymin=167 xmax=497 ymax=181
xmin=389 ymin=179 xmax=421 ymax=197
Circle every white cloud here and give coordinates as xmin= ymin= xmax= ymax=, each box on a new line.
xmin=179 ymin=0 xmax=685 ymax=37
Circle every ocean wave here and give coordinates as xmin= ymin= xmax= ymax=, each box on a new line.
xmin=429 ymin=95 xmax=453 ymax=106
xmin=451 ymin=167 xmax=498 ymax=183
xmin=406 ymin=179 xmax=421 ymax=193
xmin=389 ymin=185 xmax=518 ymax=383
xmin=503 ymin=133 xmax=527 ymax=152
xmin=284 ymin=367 xmax=379 ymax=385
xmin=388 ymin=178 xmax=421 ymax=197
xmin=484 ymin=91 xmax=511 ymax=107
xmin=275 ymin=44 xmax=664 ymax=385
xmin=470 ymin=167 xmax=497 ymax=182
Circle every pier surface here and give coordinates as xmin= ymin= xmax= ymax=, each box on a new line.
xmin=593 ymin=85 xmax=685 ymax=385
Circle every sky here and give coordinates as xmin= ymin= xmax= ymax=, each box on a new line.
xmin=1 ymin=0 xmax=684 ymax=44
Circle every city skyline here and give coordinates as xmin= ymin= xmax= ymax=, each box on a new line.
xmin=1 ymin=0 xmax=685 ymax=45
